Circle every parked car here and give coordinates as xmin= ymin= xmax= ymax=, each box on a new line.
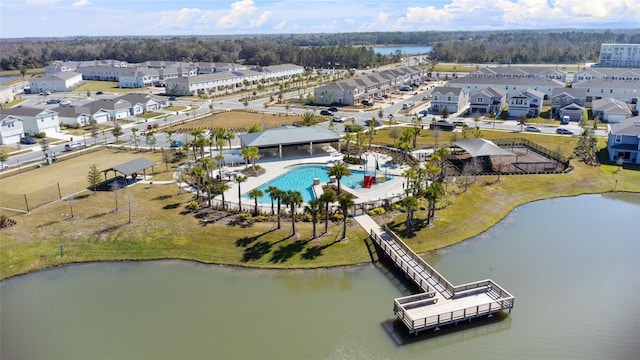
xmin=362 ymin=100 xmax=374 ymax=106
xmin=170 ymin=140 xmax=184 ymax=148
xmin=332 ymin=116 xmax=344 ymax=123
xmin=525 ymin=125 xmax=541 ymax=132
xmin=556 ymin=128 xmax=574 ymax=135
xmin=64 ymin=142 xmax=86 ymax=151
xmin=418 ymin=110 xmax=429 ymax=117
xmin=399 ymin=86 xmax=412 ymax=92
xmin=46 ymin=99 xmax=61 ymax=104
xmin=0 ymin=164 xmax=9 ymax=171
xmin=328 ymin=106 xmax=339 ymax=112
xmin=432 ymin=120 xmax=455 ymax=131
xmin=319 ymin=110 xmax=333 ymax=116
xmin=374 ymin=96 xmax=384 ymax=101
xmin=168 ymin=96 xmax=177 ymax=101
xmin=453 ymin=121 xmax=467 ymax=127
xmin=96 ymin=91 xmax=104 ymax=95
xmin=365 ymin=119 xmax=382 ymax=126
xmin=20 ymin=136 xmax=36 ymax=144
xmin=422 ymin=95 xmax=430 ymax=100
xmin=60 ymin=100 xmax=71 ymax=106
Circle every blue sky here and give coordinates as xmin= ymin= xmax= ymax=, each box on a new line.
xmin=1 ymin=0 xmax=639 ymax=38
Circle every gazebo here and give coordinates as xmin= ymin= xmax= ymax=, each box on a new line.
xmin=454 ymin=139 xmax=515 ymax=157
xmin=238 ymin=126 xmax=341 ymax=158
xmin=101 ymin=157 xmax=156 ymax=182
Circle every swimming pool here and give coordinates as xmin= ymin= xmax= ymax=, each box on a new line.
xmin=246 ymin=164 xmax=377 ymax=203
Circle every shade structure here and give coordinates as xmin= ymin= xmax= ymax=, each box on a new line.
xmin=454 ymin=139 xmax=515 ymax=157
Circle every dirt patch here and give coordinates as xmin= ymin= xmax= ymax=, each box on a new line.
xmin=173 ymin=110 xmax=305 ymax=132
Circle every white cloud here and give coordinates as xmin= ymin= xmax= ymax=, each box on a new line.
xmin=273 ymin=20 xmax=287 ymax=31
xmin=217 ymin=0 xmax=258 ymax=29
xmin=156 ymin=7 xmax=203 ymax=29
xmin=249 ymin=10 xmax=272 ymax=27
xmin=71 ymin=0 xmax=91 ymax=7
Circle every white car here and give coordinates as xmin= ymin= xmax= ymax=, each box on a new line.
xmin=0 ymin=163 xmax=9 ymax=171
xmin=525 ymin=125 xmax=541 ymax=132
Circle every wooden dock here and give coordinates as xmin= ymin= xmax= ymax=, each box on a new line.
xmin=362 ymin=217 xmax=515 ymax=335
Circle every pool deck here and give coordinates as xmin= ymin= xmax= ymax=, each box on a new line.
xmin=209 ymin=147 xmax=409 ymax=210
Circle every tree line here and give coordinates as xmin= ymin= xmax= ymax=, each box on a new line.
xmin=2 ymin=29 xmax=639 ymax=71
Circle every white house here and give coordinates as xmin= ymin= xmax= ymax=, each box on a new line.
xmin=607 ymin=116 xmax=640 ymax=164
xmin=0 ymin=85 xmax=15 ymax=105
xmin=430 ymin=87 xmax=470 ymax=114
xmin=507 ymin=89 xmax=545 ymax=118
xmin=0 ymin=106 xmax=59 ymax=136
xmin=85 ymin=98 xmax=133 ymax=121
xmin=0 ymin=114 xmax=24 ymax=145
xmin=116 ymin=93 xmax=166 ymax=113
xmin=28 ymin=72 xmax=83 ymax=93
xmin=572 ymin=79 xmax=640 ymax=104
xmin=469 ymin=66 xmax=567 ymax=83
xmin=53 ymin=105 xmax=92 ymax=127
xmin=592 ymin=98 xmax=633 ymax=123
xmin=447 ymin=76 xmax=564 ymax=100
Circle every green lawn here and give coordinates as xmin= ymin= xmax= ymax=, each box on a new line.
xmin=74 ymin=81 xmax=145 ymax=93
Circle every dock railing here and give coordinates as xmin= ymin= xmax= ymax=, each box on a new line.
xmin=382 ymin=226 xmax=456 ymax=298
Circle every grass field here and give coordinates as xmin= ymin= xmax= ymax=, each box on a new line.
xmin=2 ymin=113 xmax=640 ymax=280
xmin=173 ymin=110 xmax=303 ymax=131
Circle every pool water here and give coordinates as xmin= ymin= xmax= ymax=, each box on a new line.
xmin=247 ymin=164 xmax=376 ymax=203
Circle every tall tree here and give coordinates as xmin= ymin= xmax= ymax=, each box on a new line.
xmin=266 ymin=186 xmax=279 ymax=215
xmin=400 ymin=195 xmax=418 ymax=235
xmin=304 ymin=199 xmax=322 ymax=239
xmin=281 ymin=190 xmax=303 ymax=235
xmin=87 ymin=164 xmax=101 ymax=195
xmin=234 ymin=174 xmax=248 ymax=212
xmin=247 ymin=188 xmax=264 ymax=216
xmin=337 ymin=193 xmax=354 ymax=240
xmin=319 ymin=187 xmax=336 ymax=234
xmin=328 ymin=161 xmax=351 ymax=194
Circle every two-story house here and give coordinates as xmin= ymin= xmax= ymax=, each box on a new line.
xmin=53 ymin=105 xmax=92 ymax=127
xmin=0 ymin=114 xmax=24 ymax=145
xmin=607 ymin=116 xmax=640 ymax=164
xmin=507 ymin=89 xmax=545 ymax=118
xmin=28 ymin=72 xmax=84 ymax=93
xmin=0 ymin=107 xmax=60 ymax=136
xmin=430 ymin=87 xmax=470 ymax=114
xmin=592 ymin=98 xmax=633 ymax=123
xmin=550 ymin=88 xmax=587 ymax=122
xmin=469 ymin=87 xmax=507 ymax=116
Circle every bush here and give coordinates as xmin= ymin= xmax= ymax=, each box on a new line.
xmin=330 ymin=213 xmax=344 ymax=223
xmin=186 ymin=201 xmax=199 ymax=212
xmin=238 ymin=213 xmax=252 ymax=221
xmin=367 ymin=207 xmax=386 ymax=216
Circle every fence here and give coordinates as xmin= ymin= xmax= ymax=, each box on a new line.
xmin=0 ymin=182 xmax=64 ymax=213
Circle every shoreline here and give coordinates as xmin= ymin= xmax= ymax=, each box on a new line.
xmin=3 ymin=190 xmax=637 ymax=282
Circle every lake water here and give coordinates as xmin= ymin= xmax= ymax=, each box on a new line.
xmin=373 ymin=46 xmax=433 ymax=55
xmin=1 ymin=193 xmax=639 ymax=359
xmin=0 ymin=75 xmax=21 ymax=84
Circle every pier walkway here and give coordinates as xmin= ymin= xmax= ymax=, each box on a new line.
xmin=354 ymin=214 xmax=515 ymax=335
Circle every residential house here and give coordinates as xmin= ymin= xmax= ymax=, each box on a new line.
xmin=53 ymin=105 xmax=92 ymax=127
xmin=469 ymin=66 xmax=567 ymax=83
xmin=118 ymin=68 xmax=161 ymax=88
xmin=507 ymin=89 xmax=544 ymax=118
xmin=592 ymin=98 xmax=633 ymax=123
xmin=447 ymin=76 xmax=564 ymax=100
xmin=0 ymin=85 xmax=14 ymax=105
xmin=165 ymin=72 xmax=243 ymax=96
xmin=116 ymin=93 xmax=166 ymax=113
xmin=572 ymin=68 xmax=640 ymax=83
xmin=550 ymin=88 xmax=587 ymax=121
xmin=607 ymin=116 xmax=640 ymax=164
xmin=469 ymin=87 xmax=507 ymax=116
xmin=85 ymin=98 xmax=133 ymax=121
xmin=572 ymin=79 xmax=640 ymax=104
xmin=0 ymin=114 xmax=24 ymax=145
xmin=0 ymin=106 xmax=59 ymax=136
xmin=430 ymin=87 xmax=470 ymax=114
xmin=314 ymin=81 xmax=363 ymax=106
xmin=28 ymin=72 xmax=83 ymax=93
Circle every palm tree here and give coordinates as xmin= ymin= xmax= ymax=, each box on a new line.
xmin=234 ymin=174 xmax=248 ymax=212
xmin=281 ymin=190 xmax=303 ymax=235
xmin=274 ymin=188 xmax=283 ymax=229
xmin=301 ymin=112 xmax=316 ymax=126
xmin=247 ymin=147 xmax=260 ymax=175
xmin=424 ymin=181 xmax=445 ymax=226
xmin=266 ymin=186 xmax=279 ymax=215
xmin=337 ymin=193 xmax=354 ymax=240
xmin=328 ymin=161 xmax=350 ymax=194
xmin=247 ymin=188 xmax=264 ymax=216
xmin=240 ymin=147 xmax=252 ymax=169
xmin=203 ymin=178 xmax=215 ymax=207
xmin=213 ymin=181 xmax=230 ymax=210
xmin=342 ymin=132 xmax=355 ymax=155
xmin=367 ymin=118 xmax=377 ymax=150
xmin=223 ymin=131 xmax=235 ymax=150
xmin=400 ymin=195 xmax=419 ymax=236
xmin=304 ymin=199 xmax=322 ymax=238
xmin=402 ymin=167 xmax=417 ymax=196
xmin=517 ymin=115 xmax=527 ymax=132
xmin=189 ymin=165 xmax=206 ymax=201
xmin=319 ymin=188 xmax=336 ymax=234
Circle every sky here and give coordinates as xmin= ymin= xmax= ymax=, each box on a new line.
xmin=1 ymin=0 xmax=639 ymax=38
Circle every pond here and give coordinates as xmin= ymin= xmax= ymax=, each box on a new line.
xmin=1 ymin=193 xmax=639 ymax=359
